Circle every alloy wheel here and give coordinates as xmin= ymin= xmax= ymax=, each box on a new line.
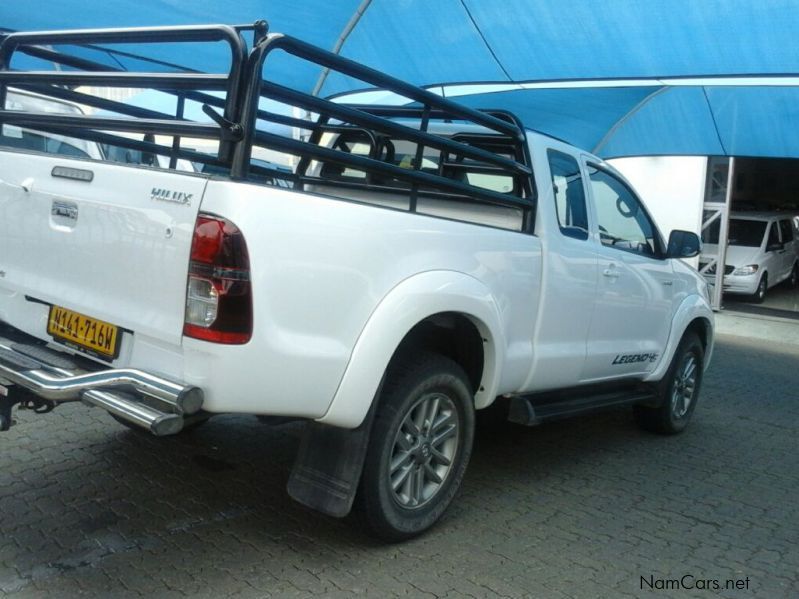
xmin=671 ymin=353 xmax=698 ymax=419
xmin=388 ymin=392 xmax=459 ymax=509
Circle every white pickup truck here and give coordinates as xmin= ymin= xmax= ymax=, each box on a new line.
xmin=0 ymin=23 xmax=713 ymax=540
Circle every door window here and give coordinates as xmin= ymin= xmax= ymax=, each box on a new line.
xmin=767 ymin=222 xmax=781 ymax=249
xmin=547 ymin=150 xmax=589 ymax=240
xmin=587 ymin=166 xmax=659 ymax=257
xmin=779 ymin=219 xmax=794 ymax=243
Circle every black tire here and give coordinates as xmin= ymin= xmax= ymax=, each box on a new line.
xmin=787 ymin=263 xmax=799 ymax=289
xmin=634 ymin=331 xmax=704 ymax=435
xmin=356 ymin=351 xmax=475 ymax=542
xmin=475 ymin=397 xmax=511 ymax=432
xmin=751 ymin=273 xmax=768 ymax=304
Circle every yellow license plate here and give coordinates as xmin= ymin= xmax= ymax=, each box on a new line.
xmin=47 ymin=305 xmax=120 ymax=359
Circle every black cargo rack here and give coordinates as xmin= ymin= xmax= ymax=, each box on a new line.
xmin=0 ymin=21 xmax=535 ymax=229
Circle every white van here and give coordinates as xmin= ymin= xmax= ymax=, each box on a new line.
xmin=701 ymin=212 xmax=799 ymax=302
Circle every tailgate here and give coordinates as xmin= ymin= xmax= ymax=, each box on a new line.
xmin=0 ymin=151 xmax=206 ymax=348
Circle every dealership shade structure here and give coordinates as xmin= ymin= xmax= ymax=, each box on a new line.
xmin=3 ymin=0 xmax=799 ymax=158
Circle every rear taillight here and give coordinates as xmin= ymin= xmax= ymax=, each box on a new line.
xmin=183 ymin=213 xmax=252 ymax=344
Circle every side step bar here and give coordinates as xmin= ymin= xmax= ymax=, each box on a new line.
xmin=508 ymin=385 xmax=657 ymax=426
xmin=0 ymin=340 xmax=203 ymax=435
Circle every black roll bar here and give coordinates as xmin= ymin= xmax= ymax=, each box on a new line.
xmin=230 ymin=32 xmax=532 ymax=219
xmin=253 ymin=130 xmax=530 ymax=209
xmin=0 ymin=111 xmax=235 ymax=141
xmin=0 ymin=24 xmax=246 ymax=68
xmin=257 ymin=80 xmax=531 ymax=175
xmin=0 ymin=71 xmax=230 ymax=89
xmin=0 ymin=24 xmax=247 ymax=162
xmin=0 ymin=22 xmax=535 ymax=222
xmin=232 ymin=33 xmax=524 ymax=173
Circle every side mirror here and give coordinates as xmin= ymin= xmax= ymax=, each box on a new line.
xmin=767 ymin=242 xmax=783 ymax=252
xmin=666 ymin=230 xmax=702 ymax=259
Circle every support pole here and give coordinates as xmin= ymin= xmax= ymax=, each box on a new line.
xmin=711 ymin=157 xmax=734 ymax=310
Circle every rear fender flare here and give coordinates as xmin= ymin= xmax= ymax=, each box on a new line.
xmin=317 ymin=270 xmax=506 ymax=429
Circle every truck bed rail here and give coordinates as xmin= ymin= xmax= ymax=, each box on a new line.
xmin=0 ymin=20 xmax=535 ymax=227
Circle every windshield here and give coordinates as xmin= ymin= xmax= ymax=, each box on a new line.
xmin=703 ymin=218 xmax=767 ymax=247
xmin=728 ymin=220 xmax=767 ymax=247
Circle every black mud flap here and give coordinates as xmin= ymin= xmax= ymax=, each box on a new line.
xmin=287 ymin=404 xmax=377 ymax=518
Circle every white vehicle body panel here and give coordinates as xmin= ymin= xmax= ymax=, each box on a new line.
xmin=583 ymin=247 xmax=675 ymax=380
xmin=192 ymin=179 xmax=541 ymax=417
xmin=0 ymin=153 xmax=205 ymax=348
xmin=644 ymin=286 xmax=715 ymax=383
xmin=521 ymin=137 xmax=597 ymax=391
xmin=0 ymin=127 xmax=714 ymax=428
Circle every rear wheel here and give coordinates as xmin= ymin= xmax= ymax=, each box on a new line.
xmin=634 ymin=331 xmax=704 ymax=435
xmin=356 ymin=352 xmax=475 ymax=542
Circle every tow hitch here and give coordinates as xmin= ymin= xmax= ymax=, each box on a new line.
xmin=0 ymin=383 xmax=55 ymax=431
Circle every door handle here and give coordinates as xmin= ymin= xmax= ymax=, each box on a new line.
xmin=602 ymin=265 xmax=621 ymax=278
xmin=662 ymin=280 xmax=674 ymax=286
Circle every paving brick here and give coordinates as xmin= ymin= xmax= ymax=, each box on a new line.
xmin=1 ymin=333 xmax=797 ymax=597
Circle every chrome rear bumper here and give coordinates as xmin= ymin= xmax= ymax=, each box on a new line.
xmin=0 ymin=337 xmax=203 ymax=436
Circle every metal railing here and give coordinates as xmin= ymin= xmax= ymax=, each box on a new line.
xmin=0 ymin=22 xmax=535 ymax=225
xmin=0 ymin=24 xmax=247 ymax=166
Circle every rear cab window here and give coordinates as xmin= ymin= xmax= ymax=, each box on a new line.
xmin=547 ymin=149 xmax=589 ymax=240
xmin=316 ymin=130 xmax=521 ymax=195
xmin=305 ymin=127 xmax=532 ymax=232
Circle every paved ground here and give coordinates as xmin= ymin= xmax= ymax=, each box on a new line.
xmin=742 ymin=281 xmax=799 ymax=313
xmin=1 ymin=333 xmax=798 ymax=598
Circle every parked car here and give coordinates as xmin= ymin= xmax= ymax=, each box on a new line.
xmin=701 ymin=212 xmax=799 ymax=303
xmin=0 ymin=24 xmax=714 ymax=541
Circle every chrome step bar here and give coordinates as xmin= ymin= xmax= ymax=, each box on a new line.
xmin=0 ymin=340 xmax=203 ymax=436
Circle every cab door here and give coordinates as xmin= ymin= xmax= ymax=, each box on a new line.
xmin=778 ymin=220 xmax=796 ymax=280
xmin=763 ymin=222 xmax=785 ymax=283
xmin=523 ymin=146 xmax=597 ymax=391
xmin=581 ymin=162 xmax=675 ymax=381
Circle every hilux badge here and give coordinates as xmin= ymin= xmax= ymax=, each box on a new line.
xmin=51 ymin=200 xmax=78 ymax=221
xmin=151 ymin=187 xmax=193 ymax=205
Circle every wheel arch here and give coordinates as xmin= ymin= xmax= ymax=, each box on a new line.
xmin=684 ymin=315 xmax=712 ymax=353
xmin=388 ymin=312 xmax=487 ymax=396
xmin=645 ymin=294 xmax=715 ymax=383
xmin=317 ymin=271 xmax=506 ymax=428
